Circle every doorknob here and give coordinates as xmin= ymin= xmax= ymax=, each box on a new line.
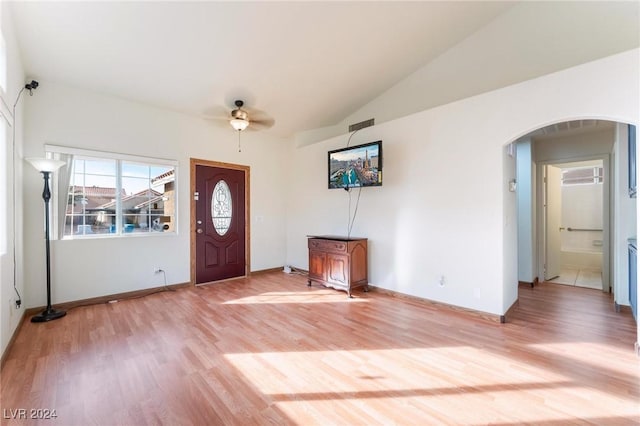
xmin=559 ymin=227 xmax=565 ymax=231
xmin=197 ymin=229 xmax=203 ymax=234
xmin=197 ymin=220 xmax=202 ymax=225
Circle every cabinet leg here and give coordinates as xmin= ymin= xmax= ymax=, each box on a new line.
xmin=307 ymin=280 xmax=312 ymax=287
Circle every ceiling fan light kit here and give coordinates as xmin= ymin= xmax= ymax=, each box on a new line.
xmin=230 ymin=118 xmax=249 ymax=131
xmin=213 ymin=99 xmax=275 ymax=151
xmin=229 ymin=100 xmax=249 ymax=131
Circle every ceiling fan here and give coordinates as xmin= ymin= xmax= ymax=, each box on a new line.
xmin=228 ymin=100 xmax=274 ymax=132
xmin=207 ymin=99 xmax=275 ymax=152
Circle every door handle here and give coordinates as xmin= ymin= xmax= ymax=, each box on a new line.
xmin=197 ymin=220 xmax=202 ymax=225
xmin=197 ymin=229 xmax=203 ymax=234
xmin=559 ymin=227 xmax=565 ymax=231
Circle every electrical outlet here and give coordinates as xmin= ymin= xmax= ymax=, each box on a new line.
xmin=155 ymin=267 xmax=162 ymax=273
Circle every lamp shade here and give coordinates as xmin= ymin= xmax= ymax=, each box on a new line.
xmin=230 ymin=118 xmax=249 ymax=131
xmin=25 ymin=158 xmax=65 ymax=172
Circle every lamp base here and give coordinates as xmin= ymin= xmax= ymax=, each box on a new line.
xmin=31 ymin=308 xmax=66 ymax=323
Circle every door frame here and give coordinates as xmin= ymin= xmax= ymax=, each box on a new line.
xmin=190 ymin=158 xmax=251 ymax=285
xmin=536 ymin=154 xmax=611 ymax=291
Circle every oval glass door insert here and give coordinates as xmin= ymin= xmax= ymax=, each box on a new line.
xmin=212 ymin=180 xmax=232 ymax=235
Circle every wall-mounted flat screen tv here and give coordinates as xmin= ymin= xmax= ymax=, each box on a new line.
xmin=328 ymin=140 xmax=382 ymax=189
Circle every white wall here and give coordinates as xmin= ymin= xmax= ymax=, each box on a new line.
xmin=561 ymin=182 xmax=603 ymax=252
xmin=22 ymin=81 xmax=289 ymax=307
xmin=0 ymin=4 xmax=27 ymax=355
xmin=286 ymin=49 xmax=639 ymax=316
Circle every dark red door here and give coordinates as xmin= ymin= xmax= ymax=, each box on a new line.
xmin=195 ymin=165 xmax=246 ymax=283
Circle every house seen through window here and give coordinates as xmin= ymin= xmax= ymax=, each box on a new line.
xmin=65 ymin=156 xmax=176 ymax=237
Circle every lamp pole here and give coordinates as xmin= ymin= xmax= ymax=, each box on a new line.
xmin=26 ymin=158 xmax=66 ymax=323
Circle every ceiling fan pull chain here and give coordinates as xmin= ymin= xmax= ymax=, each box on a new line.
xmin=238 ymin=130 xmax=241 ymax=152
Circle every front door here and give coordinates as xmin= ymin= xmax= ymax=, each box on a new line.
xmin=194 ymin=163 xmax=247 ymax=283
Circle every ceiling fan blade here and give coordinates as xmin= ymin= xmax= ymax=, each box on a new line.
xmin=202 ymin=105 xmax=230 ymax=120
xmin=244 ymin=107 xmax=275 ymax=131
xmin=202 ymin=105 xmax=234 ymax=129
xmin=247 ymin=117 xmax=275 ymax=131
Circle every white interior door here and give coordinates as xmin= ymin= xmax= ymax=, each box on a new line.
xmin=545 ymin=165 xmax=562 ymax=280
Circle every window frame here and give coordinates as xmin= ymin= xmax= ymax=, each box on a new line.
xmin=45 ymin=144 xmax=178 ymax=240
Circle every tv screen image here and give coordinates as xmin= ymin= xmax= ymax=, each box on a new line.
xmin=328 ymin=141 xmax=382 ymax=189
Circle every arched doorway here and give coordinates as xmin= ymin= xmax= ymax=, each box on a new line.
xmin=511 ymin=119 xmax=636 ymax=336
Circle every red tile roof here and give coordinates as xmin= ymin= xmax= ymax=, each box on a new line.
xmin=72 ymin=186 xmax=125 ymax=197
xmin=151 ymin=169 xmax=175 ymax=185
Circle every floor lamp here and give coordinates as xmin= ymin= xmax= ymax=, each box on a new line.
xmin=26 ymin=158 xmax=66 ymax=323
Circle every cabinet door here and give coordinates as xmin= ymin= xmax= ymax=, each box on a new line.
xmin=309 ymin=250 xmax=327 ymax=281
xmin=326 ymin=253 xmax=349 ymax=287
xmin=350 ymin=242 xmax=367 ymax=283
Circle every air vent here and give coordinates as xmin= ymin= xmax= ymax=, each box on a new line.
xmin=348 ymin=118 xmax=375 ymax=132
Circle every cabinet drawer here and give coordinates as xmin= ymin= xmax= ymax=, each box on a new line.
xmin=308 ymin=239 xmax=347 ymax=253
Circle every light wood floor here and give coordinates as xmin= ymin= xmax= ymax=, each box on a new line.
xmin=1 ymin=273 xmax=638 ymax=425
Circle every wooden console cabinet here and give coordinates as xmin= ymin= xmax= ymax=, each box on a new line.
xmin=307 ymin=236 xmax=368 ymax=297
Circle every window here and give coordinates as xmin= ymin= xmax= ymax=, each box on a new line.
xmin=46 ymin=146 xmax=177 ymax=238
xmin=561 ymin=166 xmax=603 ymax=186
xmin=67 ymin=157 xmax=117 ymax=236
xmin=212 ymin=179 xmax=232 ymax=235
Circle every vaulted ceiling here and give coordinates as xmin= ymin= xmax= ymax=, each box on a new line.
xmin=8 ymin=1 xmax=639 ymax=138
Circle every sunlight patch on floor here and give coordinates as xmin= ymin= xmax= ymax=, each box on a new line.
xmin=222 ymin=348 xmax=600 ymax=423
xmin=223 ymin=346 xmax=640 ymax=423
xmin=225 ymin=347 xmax=567 ymax=393
xmin=527 ymin=341 xmax=635 ymax=377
